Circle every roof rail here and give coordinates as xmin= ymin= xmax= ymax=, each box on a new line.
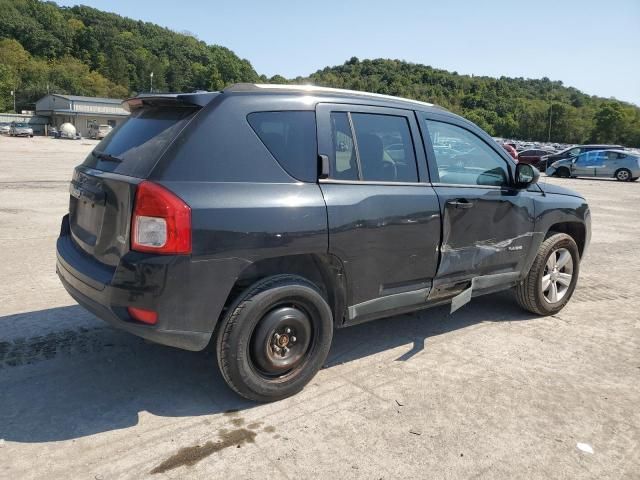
xmin=223 ymin=83 xmax=435 ymax=107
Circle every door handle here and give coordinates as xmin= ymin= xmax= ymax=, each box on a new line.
xmin=447 ymin=199 xmax=474 ymax=209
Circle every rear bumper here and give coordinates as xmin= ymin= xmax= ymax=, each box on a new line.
xmin=57 ymin=265 xmax=210 ymax=350
xmin=55 ymin=215 xmax=234 ymax=351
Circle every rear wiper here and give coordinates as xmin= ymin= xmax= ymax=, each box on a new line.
xmin=92 ymin=150 xmax=123 ymax=163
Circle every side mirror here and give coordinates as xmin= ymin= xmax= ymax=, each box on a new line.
xmin=515 ymin=163 xmax=539 ymax=188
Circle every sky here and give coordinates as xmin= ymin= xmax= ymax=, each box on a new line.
xmin=56 ymin=0 xmax=640 ymax=105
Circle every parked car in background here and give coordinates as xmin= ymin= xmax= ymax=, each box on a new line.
xmin=88 ymin=123 xmax=112 ymax=140
xmin=9 ymin=122 xmax=34 ymax=137
xmin=0 ymin=123 xmax=10 ymax=135
xmin=517 ymin=148 xmax=555 ymax=169
xmin=546 ymin=150 xmax=639 ymax=181
xmin=57 ymin=84 xmax=591 ymax=402
xmin=540 ymin=144 xmax=623 ymax=171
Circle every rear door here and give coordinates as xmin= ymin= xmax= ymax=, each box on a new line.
xmin=316 ymin=104 xmax=441 ymax=322
xmin=597 ymin=151 xmax=622 ymax=177
xmin=419 ymin=112 xmax=537 ymax=291
xmin=70 ymin=104 xmax=199 ymax=266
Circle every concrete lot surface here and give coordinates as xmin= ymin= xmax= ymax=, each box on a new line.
xmin=0 ymin=136 xmax=638 ymax=479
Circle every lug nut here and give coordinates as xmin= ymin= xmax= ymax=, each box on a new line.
xmin=285 ymin=328 xmax=291 ymax=334
xmin=291 ymin=336 xmax=297 ymax=343
xmin=273 ymin=346 xmax=281 ymax=353
xmin=283 ymin=347 xmax=289 ymax=354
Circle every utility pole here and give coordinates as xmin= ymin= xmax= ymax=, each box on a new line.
xmin=548 ymin=103 xmax=553 ymax=142
xmin=11 ymin=89 xmax=16 ymax=113
xmin=150 ymin=72 xmax=154 ymax=93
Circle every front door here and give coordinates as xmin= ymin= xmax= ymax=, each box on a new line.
xmin=572 ymin=151 xmax=603 ymax=177
xmin=419 ymin=113 xmax=537 ymax=292
xmin=316 ymin=104 xmax=441 ymax=323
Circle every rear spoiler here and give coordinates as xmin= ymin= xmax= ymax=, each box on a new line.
xmin=122 ymin=92 xmax=220 ymax=112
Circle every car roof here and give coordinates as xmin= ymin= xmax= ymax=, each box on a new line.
xmin=581 ymin=149 xmax=630 ymax=155
xmin=582 ymin=144 xmax=624 ymax=148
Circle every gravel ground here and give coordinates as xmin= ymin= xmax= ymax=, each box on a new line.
xmin=0 ymin=136 xmax=638 ymax=479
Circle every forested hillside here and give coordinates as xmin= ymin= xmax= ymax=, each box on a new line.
xmin=1 ymin=0 xmax=639 ymax=146
xmin=0 ymin=0 xmax=258 ymax=108
xmin=301 ymin=58 xmax=640 ymax=146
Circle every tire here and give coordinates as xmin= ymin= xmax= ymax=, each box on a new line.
xmin=515 ymin=233 xmax=580 ymax=316
xmin=216 ymin=274 xmax=333 ymax=402
xmin=615 ymin=169 xmax=631 ymax=181
xmin=557 ymin=167 xmax=571 ymax=178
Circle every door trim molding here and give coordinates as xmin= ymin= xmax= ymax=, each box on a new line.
xmin=348 ymin=287 xmax=430 ymax=321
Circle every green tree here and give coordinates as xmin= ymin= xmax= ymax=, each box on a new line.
xmin=592 ymin=103 xmax=625 ymax=143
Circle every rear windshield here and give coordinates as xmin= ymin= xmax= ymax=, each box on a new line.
xmin=82 ymin=106 xmax=198 ymax=178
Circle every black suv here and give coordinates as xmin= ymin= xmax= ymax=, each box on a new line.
xmin=57 ymin=84 xmax=591 ymax=401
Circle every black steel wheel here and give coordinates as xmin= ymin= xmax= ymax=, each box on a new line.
xmin=216 ymin=275 xmax=333 ymax=402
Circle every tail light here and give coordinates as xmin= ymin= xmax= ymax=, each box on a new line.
xmin=131 ymin=181 xmax=191 ymax=254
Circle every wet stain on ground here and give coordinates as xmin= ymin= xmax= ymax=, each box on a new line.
xmin=264 ymin=425 xmax=276 ymax=433
xmin=0 ymin=327 xmax=124 ymax=369
xmin=247 ymin=422 xmax=263 ymax=430
xmin=150 ymin=428 xmax=257 ymax=474
xmin=230 ymin=417 xmax=245 ymax=427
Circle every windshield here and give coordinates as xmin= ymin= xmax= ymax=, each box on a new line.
xmin=14 ymin=123 xmax=26 ymax=128
xmin=81 ymin=106 xmax=198 ymax=178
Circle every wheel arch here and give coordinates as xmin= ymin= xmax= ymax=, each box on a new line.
xmin=546 ymin=222 xmax=586 ymax=257
xmin=221 ymin=253 xmax=347 ymax=328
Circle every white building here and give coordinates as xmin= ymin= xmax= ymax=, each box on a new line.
xmin=35 ymin=94 xmax=129 ymax=137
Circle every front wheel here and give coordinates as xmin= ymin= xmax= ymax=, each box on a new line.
xmin=515 ymin=233 xmax=580 ymax=315
xmin=216 ymin=275 xmax=333 ymax=402
xmin=557 ymin=167 xmax=571 ymax=178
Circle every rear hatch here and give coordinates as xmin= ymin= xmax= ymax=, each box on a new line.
xmin=68 ymin=98 xmax=205 ymax=266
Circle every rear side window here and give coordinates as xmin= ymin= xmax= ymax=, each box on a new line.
xmin=82 ymin=106 xmax=198 ymax=178
xmin=247 ymin=111 xmax=317 ymax=182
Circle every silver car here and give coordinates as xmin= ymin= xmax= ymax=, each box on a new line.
xmin=546 ymin=149 xmax=640 ymax=182
xmin=9 ymin=122 xmax=34 ymax=137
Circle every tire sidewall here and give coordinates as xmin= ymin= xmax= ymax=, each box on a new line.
xmin=615 ymin=169 xmax=630 ymax=181
xmin=532 ymin=235 xmax=580 ymax=314
xmin=219 ymin=279 xmax=333 ymax=401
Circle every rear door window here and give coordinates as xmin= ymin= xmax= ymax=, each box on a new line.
xmin=247 ymin=111 xmax=317 ymax=182
xmin=82 ymin=106 xmax=198 ymax=178
xmin=329 ymin=112 xmax=358 ymax=180
xmin=351 ymin=113 xmax=418 ymax=182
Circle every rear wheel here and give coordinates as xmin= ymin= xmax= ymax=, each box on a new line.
xmin=615 ymin=169 xmax=631 ymax=181
xmin=515 ymin=233 xmax=580 ymax=315
xmin=216 ymin=275 xmax=333 ymax=402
